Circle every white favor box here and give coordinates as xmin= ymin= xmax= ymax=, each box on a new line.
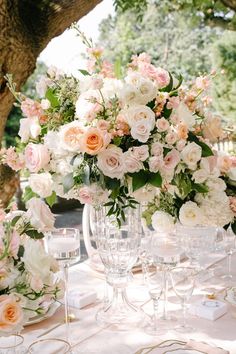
xmin=68 ymin=289 xmax=97 ymax=309
xmin=189 ymin=299 xmax=227 ymax=321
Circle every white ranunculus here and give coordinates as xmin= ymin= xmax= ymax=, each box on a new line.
xmin=176 ymin=102 xmax=195 ymax=129
xmin=19 ymin=117 xmax=41 ymax=143
xmin=26 ymin=198 xmax=55 ymax=232
xmin=59 ymin=121 xmax=84 ymax=152
xmin=124 ymin=105 xmax=155 ymax=129
xmin=124 ymin=151 xmax=143 ymax=173
xmin=28 ymin=172 xmax=53 ymax=198
xmin=179 ymin=201 xmax=203 ymax=226
xmin=151 ymin=211 xmax=175 ymax=232
xmin=22 ymin=238 xmax=55 ymax=284
xmin=131 ymin=119 xmax=152 ymax=143
xmin=97 ymin=145 xmax=125 ymax=179
xmin=181 ymin=142 xmax=202 ymax=170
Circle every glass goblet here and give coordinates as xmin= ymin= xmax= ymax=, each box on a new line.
xmin=46 ymin=228 xmax=80 ymax=342
xmin=170 ymin=267 xmax=196 ymax=332
xmin=28 ymin=338 xmax=71 ymax=353
xmin=0 ymin=334 xmax=24 ymax=353
xmin=143 ymin=264 xmax=164 ymax=336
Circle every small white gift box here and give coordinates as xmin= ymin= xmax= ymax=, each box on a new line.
xmin=189 ymin=299 xmax=227 ymax=321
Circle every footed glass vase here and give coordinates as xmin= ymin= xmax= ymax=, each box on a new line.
xmin=93 ymin=206 xmax=146 ymax=329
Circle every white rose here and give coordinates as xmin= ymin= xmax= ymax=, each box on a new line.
xmin=124 ymin=151 xmax=143 ymax=173
xmin=22 ymin=239 xmax=55 ymax=284
xmin=26 ymin=198 xmax=55 ymax=232
xmin=156 ymin=118 xmax=170 ymax=132
xmin=179 ymin=201 xmax=203 ymax=226
xmin=125 ymin=73 xmax=157 ymax=105
xmin=149 ymin=156 xmax=163 ymax=173
xmin=97 ymin=145 xmax=125 ymax=179
xmin=206 ymin=177 xmax=226 ymax=192
xmin=151 ymin=211 xmax=175 ymax=232
xmin=59 ymin=121 xmax=84 ymax=152
xmin=124 ymin=105 xmax=155 ymax=129
xmin=28 ymin=173 xmax=53 ymax=198
xmin=119 ymin=84 xmax=140 ymax=106
xmin=19 ymin=117 xmax=41 ymax=143
xmin=101 ymin=78 xmax=122 ymax=101
xmin=75 ymin=90 xmax=101 ymax=120
xmin=176 ymin=102 xmax=195 ymax=129
xmin=181 ymin=142 xmax=202 ymax=170
xmin=131 ymin=145 xmax=149 ymax=161
xmin=131 ymin=119 xmax=152 ymax=143
xmin=192 ymin=169 xmax=208 ymax=184
xmin=228 ymin=167 xmax=236 ymax=181
xmin=132 ymin=184 xmax=158 ymax=203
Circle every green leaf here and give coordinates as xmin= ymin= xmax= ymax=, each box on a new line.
xmin=162 ymin=105 xmax=172 ymax=119
xmin=148 ymin=172 xmax=162 ymax=188
xmin=114 ymin=58 xmax=122 ymax=79
xmin=192 ymin=183 xmax=209 ymax=193
xmin=17 ymin=245 xmax=24 ymax=258
xmin=78 ymin=69 xmax=91 ymax=76
xmin=25 ymin=230 xmax=44 ymax=240
xmin=23 ymin=186 xmax=38 ymax=203
xmin=160 ymin=72 xmax=173 ymax=92
xmin=231 ymin=220 xmax=236 ymax=235
xmin=11 ymin=215 xmax=21 ymax=227
xmin=104 ymin=177 xmax=120 ymax=191
xmin=188 ymin=132 xmax=213 ymax=157
xmin=131 ymin=170 xmax=149 ymax=192
xmin=113 ymin=136 xmax=122 ymax=146
xmin=45 ymin=88 xmax=59 ymax=108
xmin=45 ymin=191 xmax=57 ymax=208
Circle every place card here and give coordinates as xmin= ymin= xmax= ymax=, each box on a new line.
xmin=68 ymin=288 xmax=97 ymax=309
xmin=189 ymin=299 xmax=227 ymax=321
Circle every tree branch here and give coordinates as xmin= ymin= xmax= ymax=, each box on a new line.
xmin=204 ymin=15 xmax=236 ymax=30
xmin=221 ymin=0 xmax=236 ymax=12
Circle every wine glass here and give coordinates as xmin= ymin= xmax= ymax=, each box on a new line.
xmin=46 ymin=228 xmax=80 ymax=342
xmin=221 ymin=228 xmax=235 ymax=281
xmin=150 ymin=233 xmax=181 ymax=327
xmin=0 ymin=334 xmax=24 ymax=353
xmin=143 ymin=264 xmax=164 ymax=336
xmin=170 ymin=267 xmax=196 ymax=332
xmin=28 ymin=338 xmax=71 ymax=353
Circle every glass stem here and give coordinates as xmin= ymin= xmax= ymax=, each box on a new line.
xmin=182 ymin=299 xmax=186 ymax=328
xmin=63 ymin=263 xmax=70 ymax=342
xmin=227 ymin=252 xmax=232 ymax=277
xmin=153 ymin=299 xmax=159 ymax=331
xmin=103 ymin=270 xmax=110 ymax=307
xmin=162 ymin=267 xmax=168 ymax=320
xmin=142 ymin=261 xmax=148 ymax=285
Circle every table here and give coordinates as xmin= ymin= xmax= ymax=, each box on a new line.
xmin=22 ymin=253 xmax=236 ymax=353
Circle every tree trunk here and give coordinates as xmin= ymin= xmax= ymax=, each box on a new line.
xmin=0 ymin=0 xmax=101 ymax=205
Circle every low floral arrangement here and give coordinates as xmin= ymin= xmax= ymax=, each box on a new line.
xmin=4 ymin=28 xmax=236 ymax=232
xmin=0 ymin=199 xmax=62 ymax=336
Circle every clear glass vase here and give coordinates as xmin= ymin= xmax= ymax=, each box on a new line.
xmin=93 ymin=206 xmax=146 ymax=329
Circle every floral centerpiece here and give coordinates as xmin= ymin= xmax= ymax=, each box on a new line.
xmin=0 ymin=199 xmax=62 ymax=336
xmin=4 ymin=28 xmax=236 ymax=232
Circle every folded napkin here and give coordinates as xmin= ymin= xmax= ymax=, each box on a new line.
xmin=187 ymin=339 xmax=229 ymax=354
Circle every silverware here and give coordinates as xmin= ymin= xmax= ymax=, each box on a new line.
xmin=37 ymin=314 xmax=76 ymax=338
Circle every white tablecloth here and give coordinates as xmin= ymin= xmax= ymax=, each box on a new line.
xmin=22 ymin=253 xmax=236 ymax=353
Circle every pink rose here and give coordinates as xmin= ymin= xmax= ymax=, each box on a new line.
xmin=149 ymin=156 xmax=163 ymax=173
xmin=26 ymin=198 xmax=55 ymax=232
xmin=163 ymin=149 xmax=180 ymax=170
xmin=78 ymin=186 xmax=93 ymax=204
xmin=217 ymin=154 xmax=232 ymax=174
xmin=0 ymin=295 xmax=24 ymax=335
xmin=151 ymin=142 xmax=163 ymax=157
xmin=131 ymin=145 xmax=149 ymax=161
xmin=154 ymin=68 xmax=170 ymax=88
xmin=124 ymin=151 xmax=143 ymax=173
xmin=156 ymin=118 xmax=170 ymax=132
xmin=9 ymin=231 xmax=20 ymax=259
xmin=25 ymin=143 xmax=50 ymax=173
xmin=97 ymin=145 xmax=125 ymax=179
xmin=165 ymin=131 xmax=178 ymax=145
xmin=97 ymin=119 xmax=110 ymax=131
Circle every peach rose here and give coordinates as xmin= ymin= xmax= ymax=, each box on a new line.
xmin=218 ymin=154 xmax=232 ymax=174
xmin=80 ymin=127 xmax=111 ymax=155
xmin=202 ymin=115 xmax=223 ymax=142
xmin=60 ymin=121 xmax=85 ymax=152
xmin=177 ymin=123 xmax=188 ymax=140
xmin=0 ymin=295 xmax=24 ymax=334
xmin=25 ymin=143 xmax=50 ymax=173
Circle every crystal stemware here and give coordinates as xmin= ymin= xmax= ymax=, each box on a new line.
xmin=0 ymin=334 xmax=24 ymax=353
xmin=150 ymin=234 xmax=181 ymax=327
xmin=221 ymin=227 xmax=235 ymax=281
xmin=46 ymin=228 xmax=80 ymax=342
xmin=170 ymin=267 xmax=196 ymax=332
xmin=28 ymin=338 xmax=71 ymax=353
xmin=94 ymin=206 xmax=146 ymax=329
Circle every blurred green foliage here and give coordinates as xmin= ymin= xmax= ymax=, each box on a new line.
xmin=3 ymin=61 xmax=47 ymax=147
